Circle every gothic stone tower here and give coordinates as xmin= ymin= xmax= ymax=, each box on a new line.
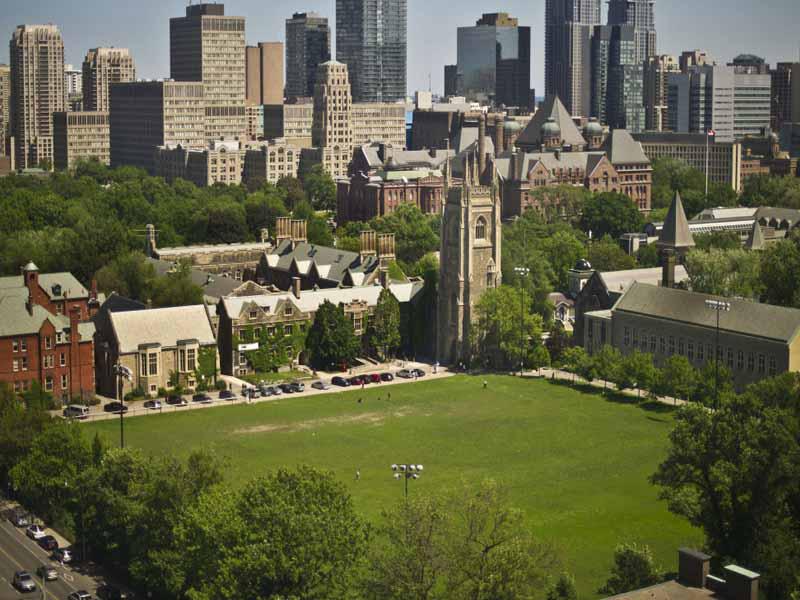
xmin=437 ymin=165 xmax=502 ymax=365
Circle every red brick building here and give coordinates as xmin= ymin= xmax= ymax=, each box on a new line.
xmin=0 ymin=263 xmax=98 ymax=401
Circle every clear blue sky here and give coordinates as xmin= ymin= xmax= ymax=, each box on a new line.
xmin=2 ymin=0 xmax=799 ymax=96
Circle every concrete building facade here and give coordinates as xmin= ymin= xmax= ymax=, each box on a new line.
xmin=668 ymin=65 xmax=735 ymax=142
xmin=53 ymin=111 xmax=110 ymax=170
xmin=82 ymin=48 xmax=136 ymax=112
xmin=644 ymin=54 xmax=679 ymax=131
xmin=245 ymin=42 xmax=283 ymax=106
xmin=352 ymin=102 xmax=406 ymax=149
xmin=9 ymin=24 xmax=66 ymax=169
xmin=729 ymin=57 xmax=772 ymax=139
xmin=0 ymin=64 xmax=9 ymax=156
xmin=264 ymin=100 xmax=314 ymax=147
xmin=285 ymin=12 xmax=331 ymax=101
xmin=312 ymin=60 xmax=353 ymax=178
xmin=243 ymin=139 xmax=302 ymax=185
xmin=155 ymin=140 xmax=244 ymax=187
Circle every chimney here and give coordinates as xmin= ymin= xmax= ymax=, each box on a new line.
xmin=723 ymin=565 xmax=759 ymax=600
xmin=292 ymin=277 xmax=301 ymax=299
xmin=145 ymin=224 xmax=157 ymax=257
xmin=377 ymin=233 xmax=396 ymax=266
xmin=678 ymin=548 xmax=711 ymax=589
xmin=260 ymin=228 xmax=270 ymax=244
xmin=90 ymin=278 xmax=98 ymax=302
xmin=360 ymin=230 xmax=377 ymax=260
xmin=494 ymin=115 xmax=504 ymax=156
xmin=380 ymin=267 xmax=390 ymax=289
xmin=478 ymin=113 xmax=487 ymax=178
xmin=275 ymin=217 xmax=292 ymax=244
xmin=291 ymin=219 xmax=308 ymax=243
xmin=662 ymin=248 xmax=677 ymax=288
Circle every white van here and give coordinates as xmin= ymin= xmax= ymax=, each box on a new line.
xmin=63 ymin=405 xmax=90 ymax=419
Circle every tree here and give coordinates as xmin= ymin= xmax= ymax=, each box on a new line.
xmin=546 ymin=322 xmax=571 ymax=365
xmin=741 ymin=174 xmax=800 ymax=209
xmin=693 ymin=360 xmax=734 ymax=408
xmin=560 ymin=346 xmax=589 ymax=383
xmin=593 ymin=345 xmax=623 ymax=392
xmin=580 ymin=192 xmax=645 ymax=240
xmin=0 ymin=383 xmax=52 ymax=488
xmin=656 ymin=355 xmax=698 ymax=402
xmin=547 ymin=573 xmax=578 ymax=600
xmin=244 ymin=187 xmax=288 ymax=235
xmin=370 ymin=204 xmax=440 ymax=267
xmin=277 ymin=176 xmax=307 ymax=209
xmin=539 ymin=230 xmax=585 ymax=290
xmin=193 ymin=199 xmax=249 ymax=244
xmin=685 ymin=248 xmax=762 ymax=299
xmin=302 ymin=164 xmax=337 ymax=211
xmin=760 ymin=239 xmax=800 ymax=308
xmin=150 ymin=261 xmax=204 ymax=307
xmin=305 ymin=300 xmax=361 ymax=369
xmin=95 ymin=251 xmax=156 ymax=301
xmin=599 ymin=543 xmax=662 ymax=595
xmin=368 ymin=288 xmax=402 ymax=359
xmin=635 ymin=243 xmax=659 ymax=268
xmin=588 ymin=235 xmax=637 ymax=272
xmin=694 ymin=231 xmax=742 ymax=251
xmin=619 ymin=351 xmax=658 ymax=399
xmin=651 ymin=157 xmax=706 ymax=211
xmin=293 ymin=200 xmax=334 ymax=246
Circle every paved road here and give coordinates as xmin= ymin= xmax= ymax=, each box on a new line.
xmin=0 ymin=514 xmax=99 ymax=600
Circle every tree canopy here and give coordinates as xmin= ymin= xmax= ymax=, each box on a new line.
xmin=305 ymin=300 xmax=361 ymax=369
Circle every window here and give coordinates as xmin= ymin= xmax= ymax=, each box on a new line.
xmin=698 ymin=343 xmax=704 ymax=362
xmin=20 ymin=339 xmax=27 ymax=352
xmin=21 ymin=357 xmax=28 ymax=371
xmin=148 ymin=353 xmax=159 ymax=376
xmin=12 ymin=359 xmax=19 ymax=373
xmin=649 ymin=335 xmax=656 ymax=353
xmin=140 ymin=353 xmax=148 ymax=377
xmin=61 ymin=374 xmax=68 ymax=390
xmin=769 ymin=356 xmax=776 ymax=376
xmin=249 ymin=310 xmax=259 ymax=319
xmin=268 ymin=326 xmax=276 ymax=336
xmin=284 ymin=305 xmax=293 ymax=316
xmin=678 ymin=339 xmax=685 ymax=356
xmin=687 ymin=342 xmax=694 ymax=361
xmin=56 ymin=332 xmax=63 ymax=344
xmin=640 ymin=332 xmax=648 ymax=351
xmin=45 ymin=336 xmax=52 ymax=350
xmin=727 ymin=348 xmax=734 ymax=368
xmin=12 ymin=340 xmax=18 ymax=352
xmin=475 ymin=217 xmax=487 ymax=240
xmin=284 ymin=325 xmax=293 ymax=336
xmin=13 ymin=381 xmax=21 ymax=393
xmin=44 ymin=355 xmax=54 ymax=369
xmin=624 ymin=327 xmax=630 ymax=346
xmin=737 ymin=351 xmax=744 ymax=371
xmin=44 ymin=377 xmax=53 ymax=392
xmin=187 ymin=348 xmax=196 ymax=372
xmin=758 ymin=354 xmax=765 ymax=374
xmin=668 ymin=337 xmax=675 ymax=355
xmin=354 ymin=317 xmax=363 ymax=334
xmin=659 ymin=337 xmax=666 ymax=354
xmin=747 ymin=353 xmax=755 ymax=371
xmin=238 ymin=352 xmax=247 ymax=366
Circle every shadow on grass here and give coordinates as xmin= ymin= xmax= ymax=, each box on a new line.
xmin=542 ymin=377 xmax=678 ymax=415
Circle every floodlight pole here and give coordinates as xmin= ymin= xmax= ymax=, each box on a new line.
xmin=391 ymin=463 xmax=424 ymax=499
xmin=514 ymin=267 xmax=531 ymax=376
xmin=704 ymin=299 xmax=731 ymax=410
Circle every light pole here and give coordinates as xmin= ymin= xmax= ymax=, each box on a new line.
xmin=391 ymin=463 xmax=424 ymax=499
xmin=704 ymin=299 xmax=731 ymax=410
xmin=513 ymin=266 xmax=530 ymax=376
xmin=113 ymin=364 xmax=133 ymax=448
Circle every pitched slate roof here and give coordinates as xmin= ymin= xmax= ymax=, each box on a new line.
xmin=600 ymin=129 xmax=650 ymax=165
xmin=745 ymin=222 xmax=765 ymax=250
xmin=516 ymin=95 xmax=587 ymax=149
xmin=0 ymin=287 xmax=95 ymax=339
xmin=0 ymin=272 xmax=89 ymax=301
xmin=146 ymin=258 xmax=243 ymax=303
xmin=495 ymin=150 xmax=610 ymax=182
xmin=264 ymin=240 xmax=380 ymax=285
xmin=599 ymin=266 xmax=688 ymax=295
xmin=657 ymin=192 xmax=695 ymax=250
xmin=602 ymin=579 xmax=716 ymax=599
xmin=614 ymin=282 xmax=800 ymax=344
xmin=111 ymin=305 xmax=216 ymax=354
xmin=453 ymin=127 xmax=496 ymax=155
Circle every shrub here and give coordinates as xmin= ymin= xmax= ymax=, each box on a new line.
xmin=215 ymin=380 xmax=228 ymax=391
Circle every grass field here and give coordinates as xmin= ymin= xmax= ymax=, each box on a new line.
xmin=86 ymin=374 xmax=700 ymax=597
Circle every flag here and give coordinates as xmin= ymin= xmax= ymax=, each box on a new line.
xmin=707 ymin=129 xmax=716 ymax=137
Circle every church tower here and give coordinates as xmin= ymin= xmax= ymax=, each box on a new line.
xmin=437 ymin=155 xmax=502 ymax=365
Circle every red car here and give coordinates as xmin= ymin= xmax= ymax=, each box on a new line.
xmin=348 ymin=376 xmax=365 ymax=386
xmin=368 ymin=373 xmax=382 ymax=383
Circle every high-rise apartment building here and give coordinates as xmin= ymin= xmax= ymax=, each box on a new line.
xmin=82 ymin=48 xmax=136 ymax=112
xmin=607 ymin=0 xmax=656 ymax=64
xmin=679 ymin=50 xmax=713 ymax=72
xmin=9 ymin=24 xmax=66 ymax=169
xmin=644 ymin=54 xmax=679 ymax=131
xmin=312 ymin=60 xmax=353 ymax=177
xmin=0 ymin=64 xmax=10 ymax=156
xmin=245 ymin=42 xmax=284 ymax=106
xmin=729 ymin=55 xmax=771 ymax=139
xmin=64 ymin=64 xmax=82 ymax=96
xmin=53 ymin=111 xmax=110 ymax=169
xmin=771 ymin=62 xmax=800 ymax=130
xmin=668 ymin=65 xmax=734 ymax=142
xmin=456 ymin=13 xmax=532 ymax=109
xmin=109 ymin=81 xmax=205 ymax=173
xmin=336 ymin=0 xmax=407 ymax=102
xmin=170 ymin=3 xmax=246 ymax=142
xmin=591 ymin=24 xmax=644 ymax=132
xmin=285 ymin=12 xmax=331 ymax=100
xmin=545 ymin=0 xmax=601 ymax=117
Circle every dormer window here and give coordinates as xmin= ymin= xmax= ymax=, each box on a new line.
xmin=249 ymin=309 xmax=259 ymax=319
xmin=52 ymin=284 xmax=62 ymax=297
xmin=284 ymin=305 xmax=293 ymax=317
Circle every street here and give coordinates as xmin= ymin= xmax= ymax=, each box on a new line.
xmin=0 ymin=510 xmax=99 ymax=600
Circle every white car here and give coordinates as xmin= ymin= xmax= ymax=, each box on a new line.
xmin=311 ymin=381 xmax=330 ymax=390
xmin=53 ymin=547 xmax=72 ymax=563
xmin=26 ymin=523 xmax=46 ymax=540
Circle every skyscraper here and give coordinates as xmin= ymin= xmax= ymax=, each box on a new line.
xmin=245 ymin=42 xmax=284 ymax=106
xmin=607 ymin=0 xmax=657 ymax=64
xmin=729 ymin=55 xmax=772 ymax=139
xmin=591 ymin=25 xmax=644 ymax=132
xmin=336 ymin=0 xmax=407 ymax=102
xmin=170 ymin=3 xmax=246 ymax=142
xmin=644 ymin=54 xmax=679 ymax=131
xmin=772 ymin=62 xmax=800 ymax=130
xmin=9 ymin=24 xmax=66 ymax=169
xmin=456 ymin=13 xmax=532 ymax=109
xmin=0 ymin=64 xmax=9 ymax=156
xmin=285 ymin=12 xmax=331 ymax=100
xmin=312 ymin=60 xmax=353 ymax=177
xmin=545 ymin=0 xmax=601 ymax=117
xmin=82 ymin=48 xmax=136 ymax=112
xmin=668 ymin=65 xmax=735 ymax=142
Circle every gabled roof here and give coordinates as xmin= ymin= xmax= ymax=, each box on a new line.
xmin=0 ymin=287 xmax=95 ymax=339
xmin=657 ymin=192 xmax=695 ymax=250
xmin=516 ymin=96 xmax=587 ymax=149
xmin=601 ymin=129 xmax=650 ymax=165
xmin=453 ymin=127 xmax=496 ymax=155
xmin=0 ymin=272 xmax=89 ymax=301
xmin=111 ymin=305 xmax=216 ymax=354
xmin=266 ymin=240 xmax=380 ymax=284
xmin=745 ymin=222 xmax=765 ymax=250
xmin=598 ymin=266 xmax=688 ymax=295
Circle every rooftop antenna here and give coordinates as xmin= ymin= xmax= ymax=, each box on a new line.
xmin=428 ymin=72 xmax=432 ymax=92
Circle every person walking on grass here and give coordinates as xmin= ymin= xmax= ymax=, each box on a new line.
xmin=355 ymin=469 xmax=360 ymax=481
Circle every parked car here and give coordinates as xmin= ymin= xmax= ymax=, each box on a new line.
xmin=368 ymin=373 xmax=382 ymax=384
xmin=68 ymin=591 xmax=93 ymax=600
xmin=103 ymin=402 xmax=128 ymax=414
xmin=143 ymin=399 xmax=162 ymax=410
xmin=331 ymin=376 xmax=351 ymax=387
xmin=97 ymin=584 xmax=132 ymax=600
xmin=52 ymin=547 xmax=72 ymax=563
xmin=278 ymin=383 xmax=295 ymax=394
xmin=380 ymin=372 xmax=394 ymax=382
xmin=166 ymin=395 xmax=188 ymax=407
xmin=37 ymin=535 xmax=58 ymax=551
xmin=219 ymin=390 xmax=237 ymax=401
xmin=63 ymin=404 xmax=90 ymax=419
xmin=247 ymin=387 xmax=261 ymax=399
xmin=311 ymin=380 xmax=330 ymax=390
xmin=259 ymin=385 xmax=274 ymax=397
xmin=9 ymin=508 xmax=29 ymax=527
xmin=290 ymin=381 xmax=305 ymax=392
xmin=411 ymin=368 xmax=426 ymax=378
xmin=36 ymin=564 xmax=57 ymax=581
xmin=396 ymin=369 xmax=413 ymax=379
xmin=348 ymin=376 xmax=365 ymax=386
xmin=266 ymin=386 xmax=282 ymax=396
xmin=13 ymin=570 xmax=36 ymax=592
xmin=25 ymin=524 xmax=45 ymax=540
xmin=192 ymin=393 xmax=213 ymax=404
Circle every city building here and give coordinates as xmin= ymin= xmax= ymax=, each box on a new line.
xmin=242 ymin=139 xmax=302 ymax=185
xmin=109 ymin=80 xmax=205 ymax=173
xmin=311 ymin=60 xmax=353 ymax=177
xmin=170 ymin=3 xmax=246 ymax=142
xmin=155 ymin=140 xmax=245 ymax=187
xmin=644 ymin=54 xmax=679 ymax=131
xmin=246 ymin=104 xmax=264 ymax=140
xmin=781 ymin=121 xmax=800 ymax=159
xmin=606 ymin=0 xmax=657 ymax=64
xmin=516 ymin=95 xmax=590 ymax=151
xmin=668 ymin=64 xmax=735 ymax=142
xmin=246 ymin=42 xmax=284 ymax=106
xmin=264 ymin=100 xmax=314 ymax=147
xmin=99 ymin=305 xmax=216 ymax=398
xmin=82 ymin=48 xmax=136 ymax=112
xmin=679 ymin=49 xmax=713 ymax=71
xmin=444 ymin=64 xmax=459 ymax=97
xmin=64 ymin=64 xmax=82 ymax=97
xmin=591 ymin=24 xmax=644 ymax=132
xmin=645 ymin=206 xmax=800 ymax=244
xmin=545 ymin=0 xmax=601 ymax=118
xmin=411 ymin=108 xmax=521 ymax=153
xmin=456 ymin=13 xmax=532 ymax=109
xmin=352 ymin=102 xmax=407 ymax=149
xmin=437 ymin=171 xmax=502 ymax=365
xmin=0 ymin=64 xmax=10 ymax=156
xmin=336 ymin=0 xmax=407 ymax=102
xmin=285 ymin=12 xmax=331 ymax=100
xmin=771 ymin=62 xmax=800 ymax=130
xmin=0 ymin=263 xmax=98 ymax=400
xmin=9 ymin=24 xmax=66 ymax=169
xmin=729 ymin=55 xmax=772 ymax=140
xmin=53 ymin=111 xmax=110 ymax=170
xmin=632 ymin=131 xmax=743 ymax=191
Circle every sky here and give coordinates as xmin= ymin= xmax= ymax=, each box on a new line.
xmin=2 ymin=0 xmax=800 ymax=97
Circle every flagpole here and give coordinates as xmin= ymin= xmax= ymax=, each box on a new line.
xmin=705 ymin=130 xmax=709 ymax=199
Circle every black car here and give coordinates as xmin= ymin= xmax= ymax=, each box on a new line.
xmin=166 ymin=395 xmax=188 ymax=407
xmin=37 ymin=535 xmax=58 ymax=551
xmin=331 ymin=376 xmax=351 ymax=387
xmin=192 ymin=393 xmax=213 ymax=404
xmin=219 ymin=390 xmax=237 ymax=401
xmin=380 ymin=372 xmax=394 ymax=382
xmin=103 ymin=401 xmax=128 ymax=414
xmin=97 ymin=583 xmax=133 ymax=600
xmin=259 ymin=385 xmax=274 ymax=397
xmin=411 ymin=368 xmax=426 ymax=378
xmin=278 ymin=383 xmax=295 ymax=394
xmin=9 ymin=508 xmax=29 ymax=527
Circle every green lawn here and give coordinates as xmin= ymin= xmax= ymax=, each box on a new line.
xmin=86 ymin=375 xmax=699 ymax=597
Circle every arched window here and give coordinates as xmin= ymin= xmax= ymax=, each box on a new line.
xmin=475 ymin=216 xmax=487 ymax=240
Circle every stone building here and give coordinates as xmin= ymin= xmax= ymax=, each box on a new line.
xmin=312 ymin=60 xmax=353 ymax=178
xmin=154 ymin=140 xmax=245 ymax=187
xmin=437 ymin=168 xmax=502 ymax=365
xmin=53 ymin=111 xmax=110 ymax=170
xmin=242 ymin=139 xmax=302 ymax=185
xmin=245 ymin=104 xmax=264 ymax=140
xmin=0 ymin=263 xmax=98 ymax=401
xmin=263 ymin=100 xmax=314 ymax=148
xmin=644 ymin=54 xmax=680 ymax=131
xmin=82 ymin=48 xmax=136 ymax=112
xmin=352 ymin=103 xmax=407 ymax=150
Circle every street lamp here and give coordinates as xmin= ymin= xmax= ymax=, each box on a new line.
xmin=704 ymin=299 xmax=731 ymax=410
xmin=513 ymin=266 xmax=531 ymax=376
xmin=391 ymin=463 xmax=424 ymax=499
xmin=113 ymin=363 xmax=133 ymax=448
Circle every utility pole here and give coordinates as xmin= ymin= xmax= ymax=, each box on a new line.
xmin=704 ymin=299 xmax=731 ymax=410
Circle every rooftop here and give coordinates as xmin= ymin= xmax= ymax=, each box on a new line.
xmin=111 ymin=305 xmax=216 ymax=354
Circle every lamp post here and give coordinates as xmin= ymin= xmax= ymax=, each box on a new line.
xmin=391 ymin=463 xmax=424 ymax=499
xmin=113 ymin=364 xmax=133 ymax=448
xmin=513 ymin=266 xmax=530 ymax=376
xmin=704 ymin=299 xmax=731 ymax=410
